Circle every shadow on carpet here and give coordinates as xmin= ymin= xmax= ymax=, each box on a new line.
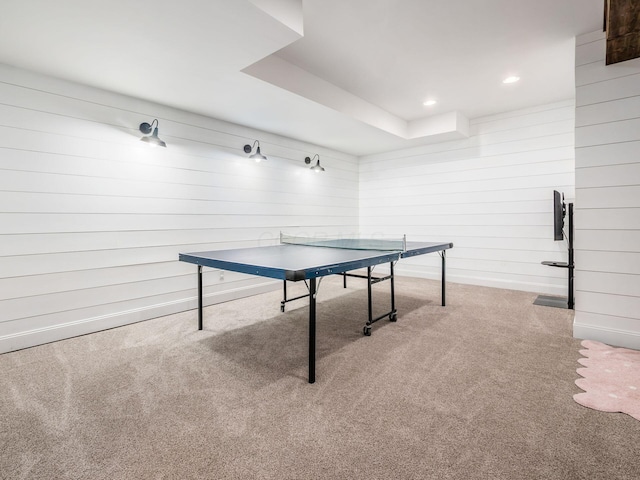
xmin=198 ymin=290 xmax=444 ymax=383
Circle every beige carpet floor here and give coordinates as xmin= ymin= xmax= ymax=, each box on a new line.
xmin=1 ymin=276 xmax=639 ymax=479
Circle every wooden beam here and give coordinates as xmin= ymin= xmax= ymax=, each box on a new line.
xmin=605 ymin=0 xmax=640 ymax=64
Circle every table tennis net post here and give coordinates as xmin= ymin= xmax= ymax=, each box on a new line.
xmin=280 ymin=233 xmax=407 ymax=252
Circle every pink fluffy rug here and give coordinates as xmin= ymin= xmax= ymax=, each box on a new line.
xmin=574 ymin=340 xmax=640 ymax=421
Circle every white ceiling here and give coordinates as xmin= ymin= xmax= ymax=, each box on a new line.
xmin=0 ymin=0 xmax=603 ymax=156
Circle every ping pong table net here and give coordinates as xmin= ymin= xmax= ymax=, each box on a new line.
xmin=280 ymin=233 xmax=407 ymax=252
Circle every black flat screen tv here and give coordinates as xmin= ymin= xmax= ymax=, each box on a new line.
xmin=553 ymin=190 xmax=565 ymax=241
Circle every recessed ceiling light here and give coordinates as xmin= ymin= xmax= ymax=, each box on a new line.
xmin=503 ymin=76 xmax=520 ymax=84
xmin=423 ymin=99 xmax=437 ymax=106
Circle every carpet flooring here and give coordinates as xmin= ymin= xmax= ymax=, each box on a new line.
xmin=1 ymin=276 xmax=639 ymax=479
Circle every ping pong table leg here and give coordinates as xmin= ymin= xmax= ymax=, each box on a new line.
xmin=281 ymin=281 xmax=287 ymax=312
xmin=389 ymin=261 xmax=397 ymax=321
xmin=441 ymin=250 xmax=446 ymax=307
xmin=363 ymin=267 xmax=373 ymax=336
xmin=308 ymin=278 xmax=316 ymax=384
xmin=198 ymin=265 xmax=203 ymax=330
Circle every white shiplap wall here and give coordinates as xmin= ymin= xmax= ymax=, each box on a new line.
xmin=0 ymin=63 xmax=358 ymax=353
xmin=573 ymin=31 xmax=640 ymax=349
xmin=359 ymin=101 xmax=575 ymax=294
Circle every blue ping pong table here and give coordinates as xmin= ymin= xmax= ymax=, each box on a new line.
xmin=179 ymin=235 xmax=453 ymax=383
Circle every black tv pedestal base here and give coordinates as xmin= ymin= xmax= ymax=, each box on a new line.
xmin=534 ymin=294 xmax=570 ymax=309
xmin=536 ymin=260 xmax=574 ymax=309
xmin=536 ymin=202 xmax=574 ymax=310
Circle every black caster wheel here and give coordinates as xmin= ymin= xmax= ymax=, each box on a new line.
xmin=389 ymin=312 xmax=397 ymax=322
xmin=363 ymin=325 xmax=372 ymax=336
xmin=280 ymin=305 xmax=285 ymax=313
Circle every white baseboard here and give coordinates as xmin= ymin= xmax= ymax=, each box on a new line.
xmin=573 ymin=322 xmax=640 ymax=350
xmin=1 ymin=270 xmax=583 ymax=356
xmin=393 ymin=267 xmax=568 ymax=296
xmin=0 ymin=280 xmax=280 ymax=355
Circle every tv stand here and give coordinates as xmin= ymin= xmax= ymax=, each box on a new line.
xmin=534 ymin=203 xmax=574 ymax=309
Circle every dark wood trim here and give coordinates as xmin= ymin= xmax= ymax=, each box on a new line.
xmin=605 ymin=0 xmax=640 ymax=64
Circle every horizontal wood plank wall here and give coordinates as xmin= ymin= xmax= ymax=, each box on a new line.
xmin=359 ymin=101 xmax=575 ymax=294
xmin=0 ymin=64 xmax=358 ymax=353
xmin=574 ymin=31 xmax=640 ymax=349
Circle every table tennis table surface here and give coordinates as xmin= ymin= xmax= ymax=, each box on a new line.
xmin=179 ymin=240 xmax=452 ymax=281
xmin=179 ymin=236 xmax=453 ymax=383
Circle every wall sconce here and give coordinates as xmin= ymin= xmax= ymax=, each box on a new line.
xmin=243 ymin=140 xmax=267 ymax=162
xmin=305 ymin=154 xmax=325 ymax=173
xmin=139 ymin=119 xmax=167 ymax=147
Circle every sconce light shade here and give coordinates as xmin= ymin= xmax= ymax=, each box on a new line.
xmin=305 ymin=154 xmax=325 ymax=173
xmin=243 ymin=140 xmax=267 ymax=162
xmin=139 ymin=119 xmax=167 ymax=147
